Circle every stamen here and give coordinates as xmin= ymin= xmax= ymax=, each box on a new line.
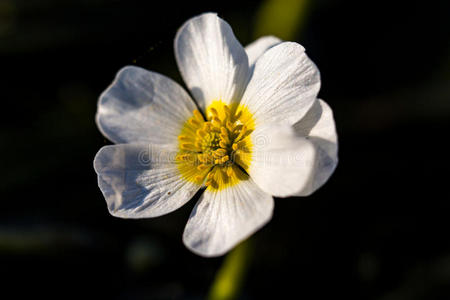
xmin=181 ymin=143 xmax=195 ymax=150
xmin=177 ymin=102 xmax=254 ymax=190
xmin=193 ymin=109 xmax=204 ymax=122
xmin=220 ymin=136 xmax=230 ymax=145
xmin=214 ymin=148 xmax=227 ymax=157
xmin=197 ymin=129 xmax=209 ymax=138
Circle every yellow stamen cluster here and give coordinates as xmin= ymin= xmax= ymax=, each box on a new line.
xmin=176 ymin=101 xmax=254 ymax=190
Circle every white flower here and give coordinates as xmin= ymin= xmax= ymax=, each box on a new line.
xmin=94 ymin=13 xmax=338 ymax=257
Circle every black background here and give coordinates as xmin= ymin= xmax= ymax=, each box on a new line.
xmin=1 ymin=0 xmax=450 ymax=299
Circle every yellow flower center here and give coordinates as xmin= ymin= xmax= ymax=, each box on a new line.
xmin=176 ymin=100 xmax=254 ymax=190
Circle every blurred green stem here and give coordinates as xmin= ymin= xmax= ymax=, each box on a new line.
xmin=207 ymin=238 xmax=253 ymax=300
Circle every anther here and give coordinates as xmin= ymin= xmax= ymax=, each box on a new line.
xmin=197 ymin=164 xmax=208 ymax=170
xmin=237 ymin=129 xmax=253 ymax=141
xmin=223 ymin=105 xmax=231 ymax=116
xmin=181 ymin=143 xmax=195 ymax=150
xmin=220 ymin=137 xmax=229 ymax=146
xmin=226 ymin=121 xmax=234 ymax=131
xmin=178 ymin=135 xmax=189 ymax=141
xmin=196 ymin=129 xmax=206 ymax=137
xmin=219 ymin=141 xmax=227 ymax=148
xmin=210 ymin=107 xmax=218 ymax=116
xmin=233 ymin=124 xmax=243 ymax=133
xmin=234 ymin=110 xmax=242 ymax=120
xmin=214 ymin=148 xmax=227 ymax=156
xmin=236 ymin=126 xmax=253 ymax=141
xmin=220 ymin=127 xmax=228 ymax=135
xmin=199 ymin=153 xmax=212 ymax=163
xmin=237 ymin=140 xmax=246 ymax=148
xmin=181 ymin=154 xmax=193 ymax=161
xmin=189 ymin=118 xmax=200 ymax=126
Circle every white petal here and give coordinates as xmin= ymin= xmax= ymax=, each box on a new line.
xmin=183 ymin=179 xmax=273 ymax=257
xmin=293 ymin=99 xmax=338 ymax=195
xmin=240 ymin=42 xmax=321 ymax=126
xmin=245 ymin=35 xmax=282 ymax=69
xmin=94 ymin=144 xmax=200 ymax=218
xmin=96 ymin=66 xmax=197 ymax=145
xmin=174 ymin=13 xmax=250 ymax=110
xmin=249 ymin=124 xmax=317 ymax=197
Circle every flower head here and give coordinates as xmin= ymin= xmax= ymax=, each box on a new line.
xmin=94 ymin=13 xmax=338 ymax=257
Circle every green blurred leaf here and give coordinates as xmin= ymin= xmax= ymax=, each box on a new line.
xmin=254 ymin=0 xmax=311 ymax=40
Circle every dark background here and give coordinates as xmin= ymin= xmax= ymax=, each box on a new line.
xmin=1 ymin=0 xmax=450 ymax=299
